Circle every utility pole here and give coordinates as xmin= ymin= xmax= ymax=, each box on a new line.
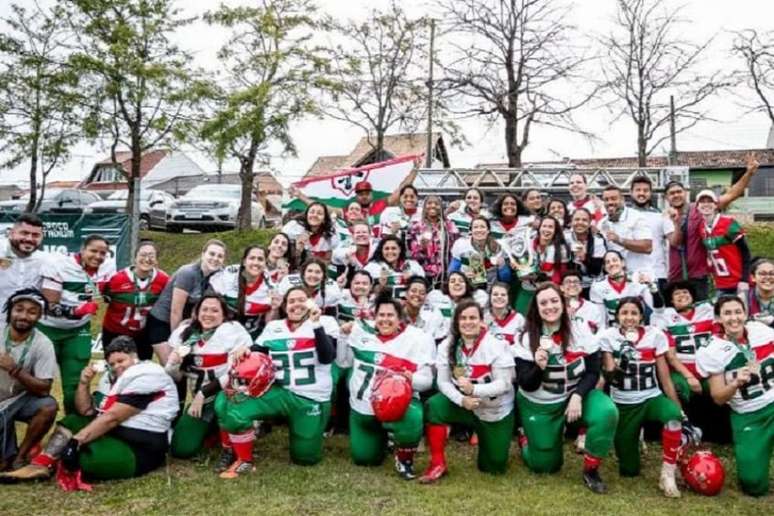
xmin=668 ymin=95 xmax=677 ymax=166
xmin=425 ymin=18 xmax=435 ymax=169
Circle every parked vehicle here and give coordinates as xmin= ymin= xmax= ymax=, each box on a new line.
xmin=0 ymin=189 xmax=102 ymax=214
xmin=85 ymin=189 xmax=175 ymax=230
xmin=166 ymin=184 xmax=265 ymax=233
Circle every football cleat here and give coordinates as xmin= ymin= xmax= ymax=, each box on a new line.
xmin=219 ymin=460 xmax=255 ymax=479
xmin=0 ymin=463 xmax=51 ymax=483
xmin=418 ymin=463 xmax=447 ymax=484
xmin=394 ymin=457 xmax=416 ymax=480
xmin=583 ymin=469 xmax=607 ymax=494
xmin=659 ymin=463 xmax=681 ymax=498
xmin=215 ymin=448 xmax=235 ymax=472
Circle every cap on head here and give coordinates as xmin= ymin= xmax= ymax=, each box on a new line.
xmin=696 ymin=189 xmax=718 ymax=203
xmin=354 ymin=181 xmax=372 ymax=193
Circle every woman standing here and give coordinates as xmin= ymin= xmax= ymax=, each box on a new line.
xmin=420 ymin=300 xmax=515 ymax=483
xmin=406 ymin=195 xmax=458 ymax=288
xmin=449 ymin=217 xmax=511 ymax=292
xmin=696 ymin=296 xmax=774 ymax=497
xmin=209 ymin=246 xmax=274 ymax=339
xmin=565 ymin=208 xmax=606 ymax=295
xmin=337 ymin=294 xmax=435 ymax=479
xmin=379 ymin=185 xmax=422 ymax=239
xmin=426 ymin=271 xmax=488 ymax=325
xmin=331 ymin=221 xmax=375 ymax=279
xmin=165 ymin=294 xmax=252 ymax=462
xmin=147 ymin=239 xmax=226 ymax=364
xmin=485 ymin=282 xmax=525 ymax=346
xmin=338 ymin=270 xmax=375 ymax=323
xmin=598 ymin=297 xmax=684 ymax=497
xmin=101 ymin=240 xmax=169 ymax=360
xmin=281 ymin=202 xmax=338 ymax=263
xmin=489 ymin=193 xmax=532 ymax=240
xmin=512 ymin=283 xmax=618 ymax=494
xmin=363 ymin=236 xmax=424 ymax=299
xmin=447 ymin=188 xmax=490 ymax=236
xmin=333 ymin=201 xmax=365 ymax=244
xmin=589 ymin=250 xmax=653 ymax=325
xmin=265 ymin=233 xmax=293 ymax=285
xmin=521 ymin=189 xmax=544 ymax=220
xmin=546 ymin=198 xmax=570 ymax=229
xmin=567 ymin=173 xmax=605 ymax=224
xmin=533 ymin=216 xmax=570 ymax=284
xmin=215 ymin=287 xmax=339 ymax=478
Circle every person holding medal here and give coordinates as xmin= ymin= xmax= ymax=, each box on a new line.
xmin=39 ymin=234 xmax=115 ymax=415
xmin=363 ymin=236 xmax=424 ymax=300
xmin=564 ymin=208 xmax=606 ymax=297
xmin=446 ymin=187 xmax=491 ymax=236
xmin=406 ymin=195 xmax=458 ymax=288
xmin=331 ymin=220 xmax=376 ymax=284
xmin=164 ymin=293 xmax=252 ymax=463
xmin=696 ymin=295 xmax=774 ymax=497
xmin=449 ymin=216 xmax=511 ymax=293
xmin=101 ymin=240 xmax=169 ymax=360
xmin=598 ymin=297 xmax=684 ymax=498
xmin=281 ymin=201 xmax=338 ymax=263
xmin=485 ymin=282 xmax=525 ymax=346
xmin=419 ymin=299 xmax=515 ymax=483
xmin=216 ymin=286 xmax=339 ymax=478
xmin=265 ymin=233 xmax=293 ymax=285
xmin=276 ymin=258 xmax=342 ymax=314
xmin=560 ymin=271 xmax=605 ymax=335
xmin=590 ymin=250 xmax=654 ymax=325
xmin=379 ymin=185 xmax=422 ymax=240
xmin=337 ymin=270 xmax=375 ymax=325
xmin=512 ymin=283 xmax=618 ymax=494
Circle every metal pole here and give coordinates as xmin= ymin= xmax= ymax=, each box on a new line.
xmin=425 ymin=19 xmax=435 ymax=169
xmin=668 ymin=95 xmax=677 ymax=166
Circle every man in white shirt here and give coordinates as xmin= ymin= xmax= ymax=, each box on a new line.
xmin=0 ymin=214 xmax=48 ymax=312
xmin=600 ymin=185 xmax=653 ymax=274
xmin=629 ymin=176 xmax=680 ymax=289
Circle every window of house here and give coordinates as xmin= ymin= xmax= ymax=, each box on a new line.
xmin=747 ymin=167 xmax=774 ymax=197
xmin=94 ymin=166 xmax=122 ymax=183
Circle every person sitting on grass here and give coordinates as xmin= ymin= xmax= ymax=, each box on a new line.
xmin=0 ymin=289 xmax=58 ymax=472
xmin=3 ymin=336 xmax=178 ymax=486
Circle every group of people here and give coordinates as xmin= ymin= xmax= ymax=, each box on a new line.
xmin=0 ymin=155 xmax=771 ymax=498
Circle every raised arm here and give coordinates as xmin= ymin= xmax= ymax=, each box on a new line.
xmin=718 ymin=153 xmax=759 ymax=210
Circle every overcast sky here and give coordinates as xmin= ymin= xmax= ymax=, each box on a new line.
xmin=0 ymin=0 xmax=772 ymax=186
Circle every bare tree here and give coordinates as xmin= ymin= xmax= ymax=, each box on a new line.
xmin=602 ymin=0 xmax=727 ymax=166
xmin=437 ymin=0 xmax=597 ymax=167
xmin=732 ymin=29 xmax=774 ymax=130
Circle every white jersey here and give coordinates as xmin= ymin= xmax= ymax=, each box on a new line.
xmin=450 ymin=238 xmax=506 ymax=287
xmin=256 ymin=316 xmax=340 ymax=402
xmin=599 ymin=207 xmax=652 ymax=275
xmin=168 ymin=320 xmax=252 ymax=402
xmin=598 ymin=326 xmax=670 ymax=405
xmin=379 ymin=206 xmax=422 ymax=238
xmin=40 ymin=253 xmax=116 ymax=329
xmin=563 ymin=231 xmax=606 ymax=289
xmin=448 ymin=206 xmax=491 ymax=236
xmin=333 ymin=217 xmax=353 ymax=244
xmin=337 ymin=290 xmax=374 ymax=323
xmin=281 ymin=220 xmax=339 ymax=258
xmin=651 ymin=303 xmax=715 ymax=376
xmin=485 ymin=310 xmax=525 ymax=346
xmin=426 ymin=290 xmax=488 ymax=327
xmin=208 ymin=265 xmax=273 ymax=337
xmin=567 ymin=196 xmax=605 ymax=225
xmin=512 ymin=322 xmax=600 ymax=404
xmin=589 ymin=275 xmax=653 ymax=324
xmin=437 ymin=331 xmax=515 ymax=422
xmin=362 ymin=259 xmax=424 ymax=299
xmin=568 ymin=298 xmax=606 ymax=334
xmin=0 ymin=240 xmax=48 ymax=312
xmin=631 ymin=206 xmax=675 ymax=280
xmin=489 ymin=217 xmax=532 ymax=240
xmin=96 ymin=361 xmax=179 ymax=433
xmin=339 ymin=321 xmax=434 ymax=416
xmin=696 ymin=322 xmax=774 ymax=414
xmin=407 ymin=304 xmax=447 ymax=341
xmin=331 ymin=242 xmax=376 ymax=271
xmin=276 ymin=274 xmax=342 ymax=309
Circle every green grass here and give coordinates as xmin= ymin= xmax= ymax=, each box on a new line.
xmin=4 ymin=226 xmax=774 ymax=514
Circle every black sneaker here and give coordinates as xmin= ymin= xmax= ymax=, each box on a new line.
xmin=216 ymin=448 xmax=235 ymax=472
xmin=583 ymin=469 xmax=607 ymax=494
xmin=394 ymin=457 xmax=416 ymax=480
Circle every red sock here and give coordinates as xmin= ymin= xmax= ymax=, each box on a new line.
xmin=578 ymin=427 xmax=587 ymax=437
xmin=228 ymin=431 xmax=255 ymax=462
xmin=395 ymin=447 xmax=416 ymax=463
xmin=219 ymin=429 xmax=232 ymax=449
xmin=517 ymin=432 xmax=528 ymax=450
xmin=31 ymin=453 xmax=56 ymax=468
xmin=425 ymin=424 xmax=448 ymax=466
xmin=583 ymin=454 xmax=601 ymax=472
xmin=662 ymin=428 xmax=682 ymax=465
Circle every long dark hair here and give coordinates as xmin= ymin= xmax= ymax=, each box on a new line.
xmin=524 ymin=283 xmax=573 ymax=353
xmin=442 ymin=271 xmax=474 ymax=300
xmin=181 ymin=291 xmax=232 ymax=342
xmin=299 ymin=201 xmax=334 ymax=238
xmin=536 ymin=215 xmax=569 ymax=266
xmin=373 ymin=235 xmax=407 ymax=269
xmin=268 ymin=232 xmax=294 ymax=270
xmin=546 ymin=198 xmax=570 ymax=227
xmin=614 ymin=296 xmax=644 ymax=325
xmin=469 ymin=215 xmax=500 ymax=255
xmin=569 ymin=208 xmax=601 ymax=276
xmin=279 ymin=285 xmax=309 ymax=319
xmin=488 ymin=281 xmax=513 ymax=312
xmin=491 ymin=193 xmax=529 ymax=220
xmin=462 ymin=187 xmax=485 ymax=214
xmin=300 ymin=257 xmax=327 ymax=303
xmin=237 ymin=245 xmax=266 ymax=320
xmin=448 ymin=299 xmax=484 ymax=367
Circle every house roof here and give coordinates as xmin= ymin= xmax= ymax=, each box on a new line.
xmin=93 ymin=149 xmax=170 ymax=177
xmin=476 ymin=148 xmax=774 ymax=170
xmin=303 ymin=132 xmax=450 ymax=179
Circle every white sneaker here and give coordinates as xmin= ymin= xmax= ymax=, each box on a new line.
xmin=659 ymin=463 xmax=681 ymax=498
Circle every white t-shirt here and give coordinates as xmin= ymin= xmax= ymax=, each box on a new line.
xmin=0 ymin=240 xmax=48 ymax=312
xmin=599 ymin=207 xmax=652 ymax=275
xmin=0 ymin=326 xmax=57 ymax=410
xmin=631 ymin=206 xmax=675 ymax=280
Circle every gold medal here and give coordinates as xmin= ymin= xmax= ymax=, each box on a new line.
xmin=624 ymin=330 xmax=638 ymax=342
xmin=91 ymin=360 xmax=107 ymax=373
xmin=539 ymin=336 xmax=553 ymax=351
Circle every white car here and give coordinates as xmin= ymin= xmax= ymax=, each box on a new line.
xmin=86 ymin=189 xmax=176 ymax=230
xmin=166 ymin=184 xmax=265 ymax=232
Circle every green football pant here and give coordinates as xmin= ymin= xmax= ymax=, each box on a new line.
xmin=516 ymin=390 xmax=618 ymax=474
xmin=39 ymin=324 xmax=92 ymax=415
xmin=426 ymin=393 xmax=514 ymax=474
xmin=514 ymin=286 xmax=535 ymax=316
xmin=670 ymin=371 xmax=709 ymax=404
xmin=730 ymin=402 xmax=773 ymax=497
xmin=58 ymin=414 xmax=136 ymax=480
xmin=614 ymin=395 xmax=682 ymax=476
xmin=349 ymin=399 xmax=423 ymax=466
xmin=170 ymin=404 xmax=217 ymax=459
xmin=215 ymin=386 xmax=330 ymax=466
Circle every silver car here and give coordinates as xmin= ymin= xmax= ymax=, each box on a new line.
xmin=85 ymin=189 xmax=175 ymax=230
xmin=166 ymin=184 xmax=265 ymax=232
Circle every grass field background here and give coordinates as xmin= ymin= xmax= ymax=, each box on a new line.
xmin=2 ymin=226 xmax=773 ymax=515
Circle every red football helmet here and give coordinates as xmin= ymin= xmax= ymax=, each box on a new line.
xmin=680 ymin=450 xmax=725 ymax=496
xmin=370 ymin=372 xmax=412 ymax=422
xmin=228 ymin=352 xmax=275 ymax=398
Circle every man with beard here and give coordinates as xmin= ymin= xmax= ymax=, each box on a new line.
xmin=665 ymin=153 xmax=759 ymax=301
xmin=629 ymin=176 xmax=679 ymax=291
xmin=0 ymin=214 xmax=47 ymax=311
xmin=0 ymin=289 xmax=58 ymax=471
xmin=600 ymin=185 xmax=652 ymax=275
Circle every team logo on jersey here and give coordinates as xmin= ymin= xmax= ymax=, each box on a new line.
xmin=373 ymin=352 xmax=384 ymax=364
xmin=306 ymin=404 xmax=322 ymax=417
xmin=194 ymin=355 xmax=203 ymax=367
xmin=273 ymin=326 xmax=283 ymax=333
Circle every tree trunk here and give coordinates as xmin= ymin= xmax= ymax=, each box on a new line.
xmin=237 ymin=154 xmax=256 ymax=231
xmin=26 ymin=145 xmax=39 ymax=213
xmin=637 ymin=125 xmax=647 ymax=167
xmin=505 ymin=117 xmax=522 ymax=168
xmin=375 ymin=131 xmax=385 ymax=163
xmin=128 ymin=134 xmax=142 ymax=256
